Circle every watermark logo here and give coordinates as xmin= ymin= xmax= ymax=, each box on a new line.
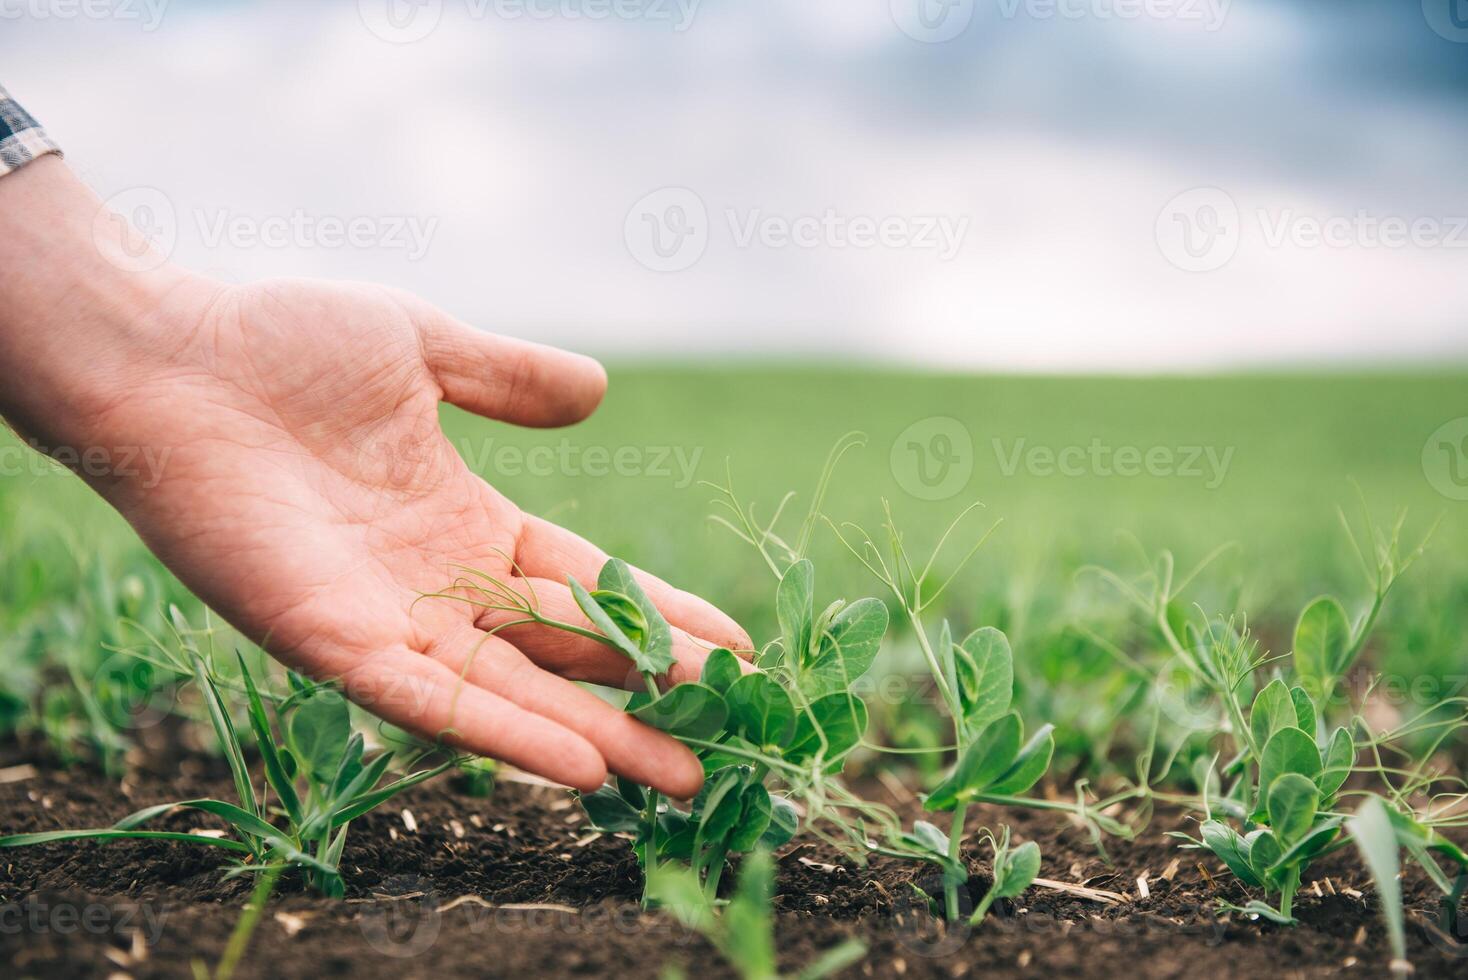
xmin=92 ymin=187 xmax=439 ymax=271
xmin=359 ymin=873 xmax=442 ymax=957
xmin=1422 ymin=416 xmax=1468 ymax=501
xmin=358 ymin=0 xmax=443 ymax=43
xmin=626 ymin=187 xmax=970 ymax=272
xmin=1156 ymin=187 xmax=1240 ymax=273
xmin=890 ymin=0 xmax=975 ymax=43
xmin=94 ymin=651 xmax=178 ymax=731
xmin=0 ymin=0 xmax=170 ymax=30
xmin=1423 ymin=0 xmax=1468 ymax=42
xmin=891 ymin=417 xmax=973 ymax=501
xmin=94 ymin=186 xmax=178 ymax=274
xmin=625 ymin=187 xmax=709 ymax=273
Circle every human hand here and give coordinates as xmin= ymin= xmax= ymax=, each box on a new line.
xmin=0 ymin=158 xmax=749 ymax=798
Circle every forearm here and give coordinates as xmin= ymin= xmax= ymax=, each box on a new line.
xmin=0 ymin=154 xmax=195 ymax=450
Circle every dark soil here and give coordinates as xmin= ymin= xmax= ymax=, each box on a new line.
xmin=2 ymin=752 xmax=1465 ymax=979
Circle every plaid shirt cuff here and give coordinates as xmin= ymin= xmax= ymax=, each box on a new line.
xmin=0 ymin=85 xmax=63 ymax=177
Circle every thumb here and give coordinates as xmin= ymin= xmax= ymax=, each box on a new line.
xmin=411 ymin=301 xmax=607 ymax=428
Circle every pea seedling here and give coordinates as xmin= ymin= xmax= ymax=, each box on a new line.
xmin=649 ymin=849 xmax=867 ymax=980
xmin=0 ymin=629 xmax=456 ymax=898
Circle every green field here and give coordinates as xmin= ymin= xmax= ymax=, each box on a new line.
xmin=4 ymin=367 xmax=1467 ymax=767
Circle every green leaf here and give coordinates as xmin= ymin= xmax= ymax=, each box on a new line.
xmin=994 ymin=840 xmax=1041 ymax=898
xmin=646 ymin=861 xmax=714 ymax=932
xmin=899 ymin=820 xmax=967 ymax=885
xmin=0 ymin=829 xmax=254 ymax=853
xmin=953 ymin=627 xmax=1013 ymax=733
xmin=1349 ymin=796 xmax=1407 ymax=968
xmin=987 ymin=723 xmax=1054 ymax=796
xmin=785 ymin=693 xmax=868 ymax=769
xmin=777 ymin=560 xmax=815 ymax=670
xmin=727 ymin=783 xmax=773 ymax=853
xmin=1226 ymin=899 xmax=1298 ymax=925
xmin=580 ymin=785 xmax=644 ymax=833
xmin=632 ymin=683 xmax=728 ymax=740
xmin=1249 ymin=678 xmax=1296 ymax=754
xmin=1319 ymin=726 xmax=1354 ymax=799
xmin=287 ymin=690 xmax=351 ymax=784
xmin=1258 ymin=727 xmax=1322 ymax=804
xmin=238 ymin=652 xmax=301 ymax=825
xmin=1289 ymin=686 xmax=1317 ymax=737
xmin=1293 ymin=596 xmax=1351 ymax=698
xmin=328 ymin=760 xmax=454 ymax=827
xmin=700 ymin=648 xmax=742 ymax=695
xmin=725 ymin=850 xmax=778 ymax=980
xmin=724 ymin=673 xmax=796 ymax=746
xmin=1245 ymin=829 xmax=1283 ymax=886
xmin=589 ymin=589 xmax=648 ymax=649
xmin=796 ymin=939 xmax=869 ymax=980
xmin=799 ymin=597 xmax=888 ymax=699
xmin=760 ymin=795 xmax=799 ymax=849
xmin=1266 ymin=773 xmax=1320 ymax=848
xmin=925 ymin=712 xmax=1023 ymax=811
xmin=1270 ymin=817 xmax=1341 ymax=872
xmin=115 ymin=798 xmax=281 ymax=842
xmin=597 ymin=559 xmax=675 ymax=674
xmin=188 ymin=653 xmax=256 ymax=817
xmin=1201 ymin=820 xmax=1263 ymax=888
xmin=568 ymin=576 xmax=648 ymax=666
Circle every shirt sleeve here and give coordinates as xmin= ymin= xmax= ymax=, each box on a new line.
xmin=0 ymin=84 xmax=63 ymax=177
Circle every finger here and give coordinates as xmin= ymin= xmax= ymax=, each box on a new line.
xmin=472 ymin=576 xmax=755 ymax=689
xmin=515 ymin=515 xmax=754 ymax=653
xmin=409 ymin=298 xmax=607 ymax=428
xmin=422 ymin=623 xmax=704 ymax=798
xmin=339 ymin=645 xmax=607 ymax=792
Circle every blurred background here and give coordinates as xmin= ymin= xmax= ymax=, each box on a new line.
xmin=2 ymin=1 xmax=1466 ymax=768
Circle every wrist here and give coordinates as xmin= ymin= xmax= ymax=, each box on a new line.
xmin=0 ymin=155 xmax=210 ymax=450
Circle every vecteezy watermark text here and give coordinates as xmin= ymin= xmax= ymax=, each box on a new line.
xmin=625 ymin=187 xmax=969 ymax=272
xmin=357 ymin=0 xmax=702 ymax=44
xmin=0 ymin=0 xmax=169 ymax=30
xmin=456 ymin=438 xmax=703 ymax=488
xmin=0 ymin=440 xmax=172 ymax=488
xmin=993 ymin=437 xmax=1233 ymax=488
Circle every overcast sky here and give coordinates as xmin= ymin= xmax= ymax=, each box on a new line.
xmin=3 ymin=0 xmax=1466 ymax=370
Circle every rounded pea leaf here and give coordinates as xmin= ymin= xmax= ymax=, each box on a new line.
xmin=954 ymin=627 xmax=1013 ymax=733
xmin=725 ymin=673 xmax=796 ymax=747
xmin=286 ymin=690 xmax=351 ymax=783
xmin=1289 ymin=686 xmax=1317 ymax=736
xmin=925 ymin=712 xmax=1023 ymax=811
xmin=632 ymin=683 xmax=728 ymax=740
xmin=1201 ymin=819 xmax=1263 ymax=888
xmin=700 ymin=647 xmax=742 ymax=695
xmin=727 ymin=782 xmax=773 ymax=852
xmin=1319 ymin=726 xmax=1354 ymax=799
xmin=1259 ymin=726 xmax=1322 ymax=803
xmin=1245 ymin=828 xmax=1284 ymax=886
xmin=995 ymin=840 xmax=1041 ymax=898
xmin=1266 ymin=772 xmax=1320 ymax=848
xmin=1249 ymin=678 xmax=1296 ymax=753
xmin=760 ymin=795 xmax=800 ymax=849
xmin=1293 ymin=596 xmax=1351 ymax=697
xmin=580 ymin=785 xmax=643 ymax=833
xmin=596 ymin=559 xmax=676 ymax=675
xmin=776 ymin=560 xmax=815 ymax=670
xmin=986 ymin=723 xmax=1054 ymax=796
xmin=799 ymin=598 xmax=888 ymax=700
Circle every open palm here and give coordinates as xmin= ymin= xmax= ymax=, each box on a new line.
xmin=86 ymin=277 xmax=747 ymax=798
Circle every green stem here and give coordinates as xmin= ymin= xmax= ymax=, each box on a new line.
xmin=1279 ymin=867 xmax=1299 ymax=920
xmin=944 ymin=803 xmax=969 ymax=921
xmin=641 ymin=788 xmax=659 ymax=908
xmin=968 ymin=887 xmax=998 ymax=928
xmin=215 ymin=862 xmax=281 ymax=980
